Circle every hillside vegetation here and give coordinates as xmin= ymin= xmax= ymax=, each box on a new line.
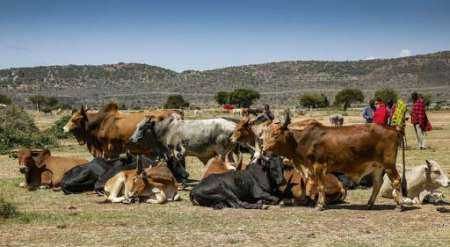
xmin=1 ymin=51 xmax=450 ymax=107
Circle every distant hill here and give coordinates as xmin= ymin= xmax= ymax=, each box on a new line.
xmin=1 ymin=51 xmax=450 ymax=108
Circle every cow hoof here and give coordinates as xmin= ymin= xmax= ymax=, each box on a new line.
xmin=261 ymin=205 xmax=270 ymax=210
xmin=315 ymin=205 xmax=325 ymax=211
xmin=19 ymin=182 xmax=27 ymax=188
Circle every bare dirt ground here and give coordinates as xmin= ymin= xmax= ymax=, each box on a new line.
xmin=1 ymin=110 xmax=450 ymax=247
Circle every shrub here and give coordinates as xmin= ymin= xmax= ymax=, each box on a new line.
xmin=0 ymin=198 xmax=17 ymax=219
xmin=215 ymin=91 xmax=231 ymax=105
xmin=164 ymin=95 xmax=190 ymax=109
xmin=0 ymin=94 xmax=12 ymax=105
xmin=374 ymin=88 xmax=398 ymax=103
xmin=0 ymin=105 xmax=57 ymax=154
xmin=334 ymin=88 xmax=364 ymax=110
xmin=299 ymin=93 xmax=329 ymax=108
xmin=45 ymin=115 xmax=72 ymax=139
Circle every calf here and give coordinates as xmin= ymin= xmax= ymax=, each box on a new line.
xmin=279 ymin=160 xmax=347 ymax=206
xmin=18 ymin=148 xmax=87 ymax=189
xmin=381 ymin=160 xmax=449 ymax=204
xmin=201 ymin=151 xmax=241 ymax=179
xmin=104 ymin=161 xmax=180 ymax=204
xmin=189 ymin=156 xmax=284 ymax=209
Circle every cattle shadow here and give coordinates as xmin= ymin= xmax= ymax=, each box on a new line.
xmin=327 ymin=204 xmax=420 ymax=211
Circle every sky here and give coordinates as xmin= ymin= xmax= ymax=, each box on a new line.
xmin=1 ymin=0 xmax=450 ymax=71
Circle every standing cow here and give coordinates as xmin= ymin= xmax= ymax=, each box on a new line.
xmin=129 ymin=115 xmax=237 ymax=165
xmin=262 ymin=113 xmax=407 ymax=211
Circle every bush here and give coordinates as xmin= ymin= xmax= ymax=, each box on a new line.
xmin=164 ymin=95 xmax=189 ymax=109
xmin=374 ymin=88 xmax=398 ymax=103
xmin=334 ymin=88 xmax=364 ymax=110
xmin=0 ymin=198 xmax=17 ymax=219
xmin=0 ymin=94 xmax=12 ymax=105
xmin=0 ymin=105 xmax=57 ymax=154
xmin=299 ymin=93 xmax=329 ymax=108
xmin=45 ymin=115 xmax=72 ymax=139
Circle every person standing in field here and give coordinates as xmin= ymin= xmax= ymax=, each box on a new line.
xmin=373 ymin=98 xmax=389 ymax=126
xmin=411 ymin=92 xmax=432 ymax=149
xmin=362 ymin=99 xmax=376 ymax=123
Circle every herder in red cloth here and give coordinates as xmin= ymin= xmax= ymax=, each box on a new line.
xmin=373 ymin=98 xmax=389 ymax=126
xmin=411 ymin=92 xmax=432 ymax=149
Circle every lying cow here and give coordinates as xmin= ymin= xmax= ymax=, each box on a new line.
xmin=279 ymin=159 xmax=347 ymax=206
xmin=104 ymin=161 xmax=180 ymax=204
xmin=130 ymin=115 xmax=237 ymax=165
xmin=201 ymin=151 xmax=242 ymax=179
xmin=18 ymin=148 xmax=87 ymax=190
xmin=189 ymin=156 xmax=284 ymax=209
xmin=381 ymin=160 xmax=449 ymax=204
xmin=262 ymin=113 xmax=407 ymax=210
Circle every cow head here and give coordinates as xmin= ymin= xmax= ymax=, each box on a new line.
xmin=129 ymin=117 xmax=155 ymax=144
xmin=262 ymin=111 xmax=292 ymax=156
xmin=63 ymin=106 xmax=88 ymax=144
xmin=425 ymin=160 xmax=449 ymax=188
xmin=127 ymin=172 xmax=149 ymax=199
xmin=166 ymin=144 xmax=190 ymax=182
xmin=18 ymin=149 xmax=51 ymax=188
xmin=230 ymin=117 xmax=255 ymax=144
xmin=255 ymin=155 xmax=285 ymax=188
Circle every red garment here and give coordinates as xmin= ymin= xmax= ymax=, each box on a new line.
xmin=411 ymin=98 xmax=432 ymax=131
xmin=373 ymin=103 xmax=388 ymax=126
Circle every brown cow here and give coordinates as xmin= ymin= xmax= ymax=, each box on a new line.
xmin=201 ymin=151 xmax=243 ymax=179
xmin=262 ymin=113 xmax=406 ymax=210
xmin=279 ymin=159 xmax=346 ymax=206
xmin=18 ymin=148 xmax=88 ymax=189
xmin=63 ymin=103 xmax=182 ymax=158
xmin=230 ymin=116 xmax=271 ymax=158
xmin=104 ymin=161 xmax=180 ymax=203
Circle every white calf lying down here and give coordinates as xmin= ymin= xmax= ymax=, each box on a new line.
xmin=381 ymin=160 xmax=449 ymax=204
xmin=104 ymin=161 xmax=180 ymax=204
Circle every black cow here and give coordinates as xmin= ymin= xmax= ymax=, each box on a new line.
xmin=189 ymin=156 xmax=285 ymax=209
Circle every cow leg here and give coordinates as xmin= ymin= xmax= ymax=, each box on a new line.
xmin=107 ymin=178 xmax=125 ymax=203
xmin=367 ymin=169 xmax=384 ymax=209
xmin=146 ymin=187 xmax=167 ymax=204
xmin=385 ymin=168 xmax=405 ymax=210
xmin=313 ymin=163 xmax=327 ymax=211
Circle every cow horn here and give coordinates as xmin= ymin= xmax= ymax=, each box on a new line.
xmin=425 ymin=160 xmax=432 ymax=168
xmin=282 ymin=110 xmax=291 ymax=129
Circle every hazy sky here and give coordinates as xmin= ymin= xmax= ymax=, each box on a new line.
xmin=1 ymin=0 xmax=450 ymax=71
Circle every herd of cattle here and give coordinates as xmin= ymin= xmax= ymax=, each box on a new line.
xmin=16 ymin=102 xmax=449 ymax=211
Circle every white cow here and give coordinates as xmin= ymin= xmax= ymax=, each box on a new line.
xmin=381 ymin=160 xmax=449 ymax=204
xmin=130 ymin=116 xmax=237 ymax=165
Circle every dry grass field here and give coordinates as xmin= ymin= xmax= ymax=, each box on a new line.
xmin=1 ymin=110 xmax=450 ymax=247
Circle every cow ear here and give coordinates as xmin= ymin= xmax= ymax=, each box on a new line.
xmin=425 ymin=160 xmax=432 ymax=169
xmin=281 ymin=110 xmax=291 ymax=129
xmin=32 ymin=149 xmax=51 ymax=168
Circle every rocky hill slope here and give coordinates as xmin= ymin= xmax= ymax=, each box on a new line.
xmin=1 ymin=51 xmax=449 ymax=107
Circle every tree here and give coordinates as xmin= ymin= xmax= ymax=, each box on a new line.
xmin=214 ymin=91 xmax=231 ymax=105
xmin=423 ymin=93 xmax=432 ymax=107
xmin=164 ymin=95 xmax=189 ymax=109
xmin=229 ymin=89 xmax=260 ymax=108
xmin=334 ymin=88 xmax=364 ymax=110
xmin=299 ymin=93 xmax=329 ymax=108
xmin=0 ymin=94 xmax=12 ymax=105
xmin=374 ymin=88 xmax=398 ymax=103
xmin=214 ymin=89 xmax=260 ymax=108
xmin=28 ymin=95 xmax=60 ymax=112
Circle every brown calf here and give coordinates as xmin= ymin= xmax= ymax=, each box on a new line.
xmin=201 ymin=152 xmax=242 ymax=179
